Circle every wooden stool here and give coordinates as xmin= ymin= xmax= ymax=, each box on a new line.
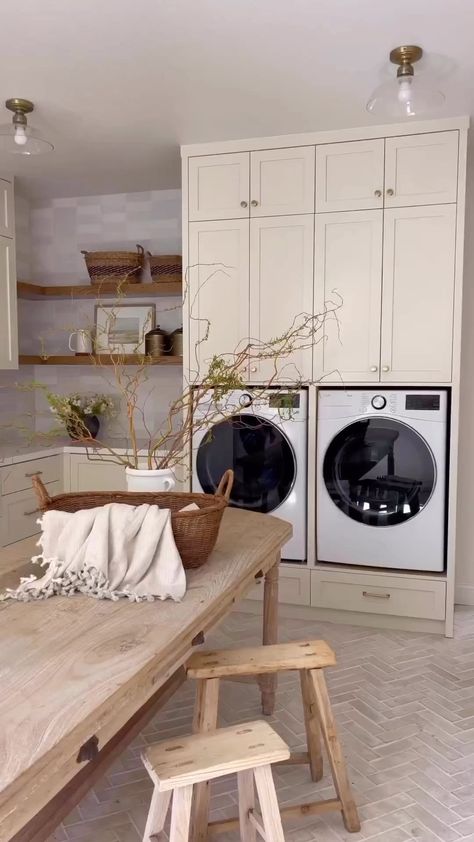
xmin=187 ymin=639 xmax=360 ymax=836
xmin=141 ymin=720 xmax=290 ymax=841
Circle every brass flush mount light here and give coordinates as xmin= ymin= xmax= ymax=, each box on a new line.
xmin=366 ymin=45 xmax=445 ymax=117
xmin=0 ymin=99 xmax=54 ymax=155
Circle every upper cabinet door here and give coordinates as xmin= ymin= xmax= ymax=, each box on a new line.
xmin=249 ymin=215 xmax=314 ymax=383
xmin=315 ymin=140 xmax=384 ymax=212
xmin=0 ymin=179 xmax=14 ymax=238
xmin=250 ymin=147 xmax=315 ymax=216
xmin=188 ymin=153 xmax=250 ymax=221
xmin=188 ymin=219 xmax=249 ymax=378
xmin=314 ymin=211 xmax=383 ymax=382
xmin=0 ymin=236 xmax=18 ymax=369
xmin=380 ymin=204 xmax=456 ymax=382
xmin=384 ymin=131 xmax=459 ymax=208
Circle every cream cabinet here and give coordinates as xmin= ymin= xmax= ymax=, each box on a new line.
xmin=384 ymin=131 xmax=459 ymax=207
xmin=380 ymin=204 xmax=456 ymax=382
xmin=0 ymin=179 xmax=14 ymax=237
xmin=246 ymin=564 xmax=311 ymax=606
xmin=314 ymin=210 xmax=383 ymax=382
xmin=188 ymin=147 xmax=315 ymax=221
xmin=249 ymin=215 xmax=314 ymax=383
xmin=315 ymin=140 xmax=385 ymax=212
xmin=1 ymin=454 xmax=62 ymax=546
xmin=316 ymin=131 xmax=458 ymax=213
xmin=188 ymin=219 xmax=250 ymax=377
xmin=68 ymin=456 xmax=127 ymax=492
xmin=0 ymin=235 xmax=18 ymax=370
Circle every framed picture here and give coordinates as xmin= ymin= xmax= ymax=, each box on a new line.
xmin=95 ymin=304 xmax=155 ymax=354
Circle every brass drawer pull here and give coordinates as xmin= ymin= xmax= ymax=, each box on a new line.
xmin=362 ymin=590 xmax=391 ymax=600
xmin=25 ymin=470 xmax=43 ymax=478
xmin=23 ymin=508 xmax=40 ymax=516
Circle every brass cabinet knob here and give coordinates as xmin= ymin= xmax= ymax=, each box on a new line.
xmin=240 ymin=200 xmax=248 ymax=208
xmin=386 ymin=188 xmax=394 ymax=196
xmin=370 ymin=365 xmax=378 ymax=372
xmin=374 ymin=189 xmax=382 ymax=198
xmin=251 ymin=199 xmax=259 ymax=207
xmin=382 ymin=365 xmax=390 ymax=372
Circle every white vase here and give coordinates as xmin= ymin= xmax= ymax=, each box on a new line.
xmin=125 ymin=467 xmax=176 ymax=492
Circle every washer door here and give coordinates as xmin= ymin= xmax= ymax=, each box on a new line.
xmin=196 ymin=414 xmax=296 ymax=513
xmin=323 ymin=417 xmax=436 ymax=527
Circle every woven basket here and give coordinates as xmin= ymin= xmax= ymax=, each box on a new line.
xmin=32 ymin=470 xmax=234 ymax=570
xmin=81 ymin=245 xmax=144 ymax=286
xmin=147 ymin=253 xmax=182 ymax=282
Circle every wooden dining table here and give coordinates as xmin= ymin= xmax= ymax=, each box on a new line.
xmin=0 ymin=508 xmax=292 ymax=842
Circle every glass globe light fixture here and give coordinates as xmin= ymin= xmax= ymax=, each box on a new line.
xmin=367 ymin=46 xmax=445 ymax=118
xmin=0 ymin=99 xmax=54 ymax=155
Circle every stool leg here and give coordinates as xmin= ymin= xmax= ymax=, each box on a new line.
xmin=309 ymin=669 xmax=360 ymax=832
xmin=191 ymin=677 xmax=220 ymax=842
xmin=259 ymin=556 xmax=279 ymax=716
xmin=143 ymin=786 xmax=171 ymax=841
xmin=300 ymin=669 xmax=323 ymax=782
xmin=170 ymin=785 xmax=194 ymax=842
xmin=237 ymin=769 xmax=256 ymax=842
xmin=253 ymin=765 xmax=285 ymax=842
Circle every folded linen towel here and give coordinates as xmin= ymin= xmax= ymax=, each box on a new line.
xmin=3 ymin=502 xmax=186 ymax=603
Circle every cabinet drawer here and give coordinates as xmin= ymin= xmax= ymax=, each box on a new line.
xmin=247 ymin=565 xmax=310 ymax=606
xmin=311 ymin=569 xmax=446 ymax=620
xmin=2 ymin=482 xmax=61 ymax=545
xmin=2 ymin=456 xmax=61 ymax=495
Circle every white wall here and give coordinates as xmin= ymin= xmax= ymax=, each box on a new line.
xmin=14 ymin=188 xmax=183 ymax=442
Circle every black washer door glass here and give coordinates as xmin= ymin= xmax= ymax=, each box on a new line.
xmin=324 ymin=417 xmax=436 ymax=527
xmin=197 ymin=414 xmax=296 ymax=513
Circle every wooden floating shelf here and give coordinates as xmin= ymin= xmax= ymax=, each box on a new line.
xmin=19 ymin=355 xmax=183 ymax=366
xmin=17 ymin=280 xmax=182 ymax=299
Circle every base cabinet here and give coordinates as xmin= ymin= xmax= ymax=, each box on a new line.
xmin=0 ymin=455 xmax=63 ymax=546
xmin=246 ymin=564 xmax=310 ymax=606
xmin=66 ymin=454 xmax=185 ymax=493
xmin=311 ymin=568 xmax=446 ymax=620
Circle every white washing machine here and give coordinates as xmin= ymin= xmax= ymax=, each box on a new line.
xmin=192 ymin=388 xmax=308 ymax=561
xmin=317 ymin=389 xmax=448 ymax=571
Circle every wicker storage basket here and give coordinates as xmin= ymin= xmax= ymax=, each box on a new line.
xmin=147 ymin=252 xmax=182 ymax=282
xmin=32 ymin=470 xmax=233 ymax=570
xmin=81 ymin=245 xmax=144 ymax=286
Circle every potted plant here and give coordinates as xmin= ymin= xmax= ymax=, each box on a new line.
xmin=42 ymin=391 xmax=116 ymax=441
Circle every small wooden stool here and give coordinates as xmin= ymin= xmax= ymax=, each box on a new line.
xmin=187 ymin=639 xmax=360 ymax=836
xmin=141 ymin=720 xmax=290 ymax=841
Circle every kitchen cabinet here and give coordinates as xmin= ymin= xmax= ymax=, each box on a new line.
xmin=188 ymin=146 xmax=315 ymax=221
xmin=380 ymin=204 xmax=456 ymax=382
xmin=68 ymin=456 xmax=127 ymax=492
xmin=1 ymin=454 xmax=62 ymax=546
xmin=315 ymin=131 xmax=458 ymax=212
xmin=313 ymin=210 xmax=383 ymax=382
xmin=384 ymin=131 xmax=458 ymax=207
xmin=188 ymin=219 xmax=249 ymax=377
xmin=249 ymin=215 xmax=314 ymax=383
xmin=0 ymin=178 xmax=14 ymax=237
xmin=246 ymin=564 xmax=311 ymax=606
xmin=315 ymin=140 xmax=385 ymax=212
xmin=0 ymin=235 xmax=18 ymax=370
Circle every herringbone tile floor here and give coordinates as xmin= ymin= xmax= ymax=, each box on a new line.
xmin=49 ymin=606 xmax=474 ymax=842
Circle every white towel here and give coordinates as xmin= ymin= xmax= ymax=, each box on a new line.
xmin=3 ymin=503 xmax=186 ymax=603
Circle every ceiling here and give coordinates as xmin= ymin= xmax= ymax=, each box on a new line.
xmin=2 ymin=0 xmax=473 ymax=200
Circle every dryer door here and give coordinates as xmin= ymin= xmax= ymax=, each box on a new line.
xmin=323 ymin=416 xmax=436 ymax=527
xmin=196 ymin=414 xmax=296 ymax=513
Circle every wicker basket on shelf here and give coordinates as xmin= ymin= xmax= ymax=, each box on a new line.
xmin=147 ymin=253 xmax=182 ymax=282
xmin=81 ymin=245 xmax=144 ymax=286
xmin=32 ymin=470 xmax=234 ymax=570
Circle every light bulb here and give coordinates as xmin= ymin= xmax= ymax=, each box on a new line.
xmin=14 ymin=125 xmax=27 ymax=146
xmin=397 ymin=77 xmax=413 ymax=103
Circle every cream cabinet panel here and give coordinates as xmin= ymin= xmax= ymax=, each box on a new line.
xmin=246 ymin=565 xmax=310 ymax=605
xmin=0 ymin=236 xmax=18 ymax=370
xmin=314 ymin=211 xmax=383 ymax=382
xmin=69 ymin=456 xmax=127 ymax=492
xmin=315 ymin=140 xmax=384 ymax=212
xmin=384 ymin=131 xmax=458 ymax=207
xmin=0 ymin=179 xmax=13 ymax=238
xmin=2 ymin=481 xmax=61 ymax=545
xmin=188 ymin=220 xmax=250 ymax=377
xmin=381 ymin=204 xmax=456 ymax=382
xmin=2 ymin=456 xmax=61 ymax=496
xmin=188 ymin=153 xmax=250 ymax=221
xmin=250 ymin=147 xmax=315 ymax=216
xmin=249 ymin=215 xmax=313 ymax=383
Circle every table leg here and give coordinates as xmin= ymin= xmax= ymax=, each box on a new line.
xmin=259 ymin=553 xmax=279 ymax=715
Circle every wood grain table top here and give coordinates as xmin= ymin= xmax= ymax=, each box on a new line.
xmin=0 ymin=508 xmax=292 ymax=840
